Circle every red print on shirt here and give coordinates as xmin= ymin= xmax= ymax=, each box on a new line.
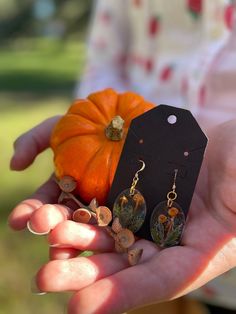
xmin=133 ymin=0 xmax=142 ymax=6
xmin=149 ymin=16 xmax=161 ymax=36
xmin=100 ymin=11 xmax=112 ymax=24
xmin=199 ymin=85 xmax=206 ymax=106
xmin=187 ymin=0 xmax=202 ymax=18
xmin=181 ymin=77 xmax=189 ymax=95
xmin=224 ymin=3 xmax=235 ymax=30
xmin=160 ymin=65 xmax=174 ymax=81
xmin=145 ymin=58 xmax=154 ymax=72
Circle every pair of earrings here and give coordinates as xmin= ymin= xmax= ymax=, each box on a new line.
xmin=113 ymin=160 xmax=185 ymax=248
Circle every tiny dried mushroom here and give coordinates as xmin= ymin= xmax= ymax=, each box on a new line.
xmin=158 ymin=214 xmax=168 ymax=224
xmin=120 ymin=195 xmax=128 ymax=208
xmin=56 ymin=176 xmax=143 ymax=265
xmin=73 ymin=208 xmax=92 ymax=224
xmin=56 ymin=177 xmax=112 ymax=226
xmin=132 ymin=193 xmax=145 ymax=212
xmin=116 ymin=228 xmax=135 ymax=249
xmin=105 ymin=217 xmax=143 ymax=266
xmin=89 ymin=198 xmax=99 ymax=212
xmin=58 ymin=175 xmax=77 ymax=193
xmin=168 ymin=207 xmax=179 ymax=217
xmin=96 ymin=206 xmax=112 ymax=227
xmin=128 ymin=248 xmax=143 ymax=266
xmin=132 ymin=193 xmax=144 ymax=204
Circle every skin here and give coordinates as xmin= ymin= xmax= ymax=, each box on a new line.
xmin=8 ymin=117 xmax=236 ymax=314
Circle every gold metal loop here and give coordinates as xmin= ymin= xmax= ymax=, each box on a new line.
xmin=130 ymin=160 xmax=145 ymax=195
xmin=166 ymin=169 xmax=178 ymax=207
xmin=167 ymin=191 xmax=177 ymax=201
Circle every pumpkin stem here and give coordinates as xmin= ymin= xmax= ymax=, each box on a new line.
xmin=105 ymin=115 xmax=124 ymax=141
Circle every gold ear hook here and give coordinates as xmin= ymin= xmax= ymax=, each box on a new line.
xmin=172 ymin=169 xmax=178 ymax=190
xmin=136 ymin=159 xmax=145 ymax=174
xmin=130 ymin=159 xmax=146 ymax=195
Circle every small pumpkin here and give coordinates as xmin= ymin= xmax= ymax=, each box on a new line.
xmin=50 ymin=88 xmax=155 ymax=204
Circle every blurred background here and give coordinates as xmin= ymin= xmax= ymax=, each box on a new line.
xmin=0 ymin=0 xmax=92 ymax=312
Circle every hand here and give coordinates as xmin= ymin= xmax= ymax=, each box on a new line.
xmin=8 ymin=121 xmax=236 ymax=314
xmin=32 ymin=120 xmax=236 ymax=314
xmin=8 ymin=116 xmax=73 ymax=234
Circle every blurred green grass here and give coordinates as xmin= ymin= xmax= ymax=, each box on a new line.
xmin=0 ymin=38 xmax=86 ymax=314
xmin=0 ymin=39 xmax=84 ymax=92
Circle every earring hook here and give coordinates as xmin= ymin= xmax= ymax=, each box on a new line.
xmin=172 ymin=169 xmax=178 ymax=190
xmin=130 ymin=159 xmax=145 ymax=195
xmin=137 ymin=159 xmax=145 ymax=173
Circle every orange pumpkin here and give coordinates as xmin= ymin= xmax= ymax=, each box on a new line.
xmin=50 ymin=88 xmax=155 ymax=204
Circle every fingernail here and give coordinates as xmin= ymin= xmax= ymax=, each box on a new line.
xmin=27 ymin=221 xmax=50 ymax=235
xmin=31 ymin=276 xmax=47 ymax=295
xmin=49 ymin=243 xmax=61 ymax=247
xmin=49 ymin=243 xmax=71 ymax=248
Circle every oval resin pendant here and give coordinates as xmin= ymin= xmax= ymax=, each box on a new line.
xmin=113 ymin=188 xmax=146 ymax=233
xmin=150 ymin=201 xmax=185 ymax=248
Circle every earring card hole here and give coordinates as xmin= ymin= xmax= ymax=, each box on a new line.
xmin=167 ymin=115 xmax=177 ymax=124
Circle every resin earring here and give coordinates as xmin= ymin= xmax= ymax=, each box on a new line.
xmin=150 ymin=169 xmax=185 ymax=248
xmin=112 ymin=159 xmax=147 ymax=233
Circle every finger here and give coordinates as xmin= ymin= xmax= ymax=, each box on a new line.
xmin=8 ymin=199 xmax=43 ymax=231
xmin=28 ymin=204 xmax=72 ymax=235
xmin=36 ymin=253 xmax=129 ymax=293
xmin=67 ymin=247 xmax=207 ymax=314
xmin=48 ymin=220 xmax=114 ymax=252
xmin=8 ymin=175 xmax=60 ymax=230
xmin=37 ymin=240 xmax=159 ymax=294
xmin=10 ymin=116 xmax=61 ymax=170
xmin=49 ymin=247 xmax=80 ymax=260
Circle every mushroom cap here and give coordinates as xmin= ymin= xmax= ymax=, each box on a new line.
xmin=58 ymin=175 xmax=77 ymax=193
xmin=73 ymin=208 xmax=91 ymax=224
xmin=120 ymin=195 xmax=128 ymax=203
xmin=168 ymin=207 xmax=179 ymax=217
xmin=132 ymin=193 xmax=144 ymax=203
xmin=89 ymin=198 xmax=98 ymax=212
xmin=96 ymin=206 xmax=112 ymax=226
xmin=158 ymin=214 xmax=168 ymax=223
xmin=116 ymin=228 xmax=135 ymax=248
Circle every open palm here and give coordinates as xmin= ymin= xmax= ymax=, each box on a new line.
xmin=9 ymin=118 xmax=236 ymax=314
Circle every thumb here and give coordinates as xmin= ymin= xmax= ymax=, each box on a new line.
xmin=10 ymin=116 xmax=61 ymax=170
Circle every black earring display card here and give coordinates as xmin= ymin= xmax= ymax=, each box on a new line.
xmin=107 ymin=105 xmax=208 ymax=242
